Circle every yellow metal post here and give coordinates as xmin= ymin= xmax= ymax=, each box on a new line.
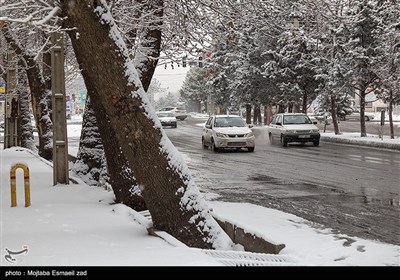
xmin=10 ymin=169 xmax=16 ymax=207
xmin=10 ymin=163 xmax=31 ymax=207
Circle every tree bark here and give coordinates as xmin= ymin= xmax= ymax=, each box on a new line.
xmin=74 ymin=0 xmax=163 ymax=211
xmin=330 ymin=94 xmax=340 ymax=135
xmin=61 ymin=0 xmax=231 ymax=249
xmin=245 ymin=103 xmax=251 ymax=124
xmin=389 ymin=90 xmax=394 ymax=139
xmin=264 ymin=104 xmax=272 ymax=125
xmin=76 ymin=96 xmax=146 ymax=211
xmin=359 ymin=89 xmax=367 ymax=137
xmin=86 ymin=89 xmax=147 ymax=211
xmin=132 ymin=0 xmax=163 ymax=91
xmin=253 ymin=104 xmax=258 ymax=125
xmin=302 ymin=92 xmax=308 ymax=114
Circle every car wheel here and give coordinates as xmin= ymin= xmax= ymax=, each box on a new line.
xmin=248 ymin=147 xmax=255 ymax=152
xmin=202 ymin=138 xmax=208 ymax=149
xmin=281 ymin=136 xmax=288 ymax=147
xmin=313 ymin=140 xmax=320 ymax=147
xmin=211 ymin=139 xmax=219 ymax=153
xmin=268 ymin=133 xmax=273 ymax=144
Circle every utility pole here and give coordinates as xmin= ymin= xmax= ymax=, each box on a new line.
xmin=4 ymin=48 xmax=19 ymax=148
xmin=51 ymin=32 xmax=69 ymax=185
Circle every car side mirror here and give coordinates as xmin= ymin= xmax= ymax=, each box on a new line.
xmin=276 ymin=122 xmax=282 ymax=126
xmin=248 ymin=124 xmax=253 ymax=128
xmin=205 ymin=124 xmax=211 ymax=129
xmin=313 ymin=121 xmax=318 ymax=125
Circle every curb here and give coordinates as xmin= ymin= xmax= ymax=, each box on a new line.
xmin=320 ymin=135 xmax=400 ymax=151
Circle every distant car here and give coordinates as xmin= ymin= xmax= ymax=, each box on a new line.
xmin=156 ymin=112 xmax=177 ymax=128
xmin=158 ymin=107 xmax=188 ymax=121
xmin=267 ymin=113 xmax=320 ymax=147
xmin=307 ymin=114 xmax=318 ymax=123
xmin=202 ymin=115 xmax=255 ymax=152
xmin=308 ymin=112 xmax=332 ymax=124
xmin=340 ymin=110 xmax=375 ymax=121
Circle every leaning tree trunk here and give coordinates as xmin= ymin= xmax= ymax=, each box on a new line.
xmin=3 ymin=24 xmax=53 ymax=160
xmin=85 ymin=92 xmax=146 ymax=211
xmin=75 ymin=97 xmax=145 ymax=212
xmin=61 ymin=0 xmax=232 ymax=249
xmin=74 ymin=0 xmax=162 ymax=211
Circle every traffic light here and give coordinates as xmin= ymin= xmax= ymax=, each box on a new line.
xmin=182 ymin=56 xmax=187 ymax=68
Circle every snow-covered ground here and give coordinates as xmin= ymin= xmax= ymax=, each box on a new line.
xmin=1 ymin=112 xmax=399 ymax=266
xmin=1 ymin=147 xmax=399 ymax=266
xmin=321 ymin=131 xmax=400 ymax=145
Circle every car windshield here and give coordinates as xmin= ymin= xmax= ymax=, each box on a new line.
xmin=157 ymin=112 xmax=174 ymax=118
xmin=214 ymin=117 xmax=246 ymax=127
xmin=283 ymin=115 xmax=312 ymax=125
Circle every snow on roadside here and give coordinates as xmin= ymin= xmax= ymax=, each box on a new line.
xmin=320 ymin=131 xmax=400 ymax=144
xmin=210 ymin=201 xmax=400 ymax=266
xmin=0 ymin=148 xmax=221 ymax=266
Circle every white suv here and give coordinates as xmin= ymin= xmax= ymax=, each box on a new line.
xmin=202 ymin=115 xmax=255 ymax=152
xmin=158 ymin=107 xmax=188 ymax=120
xmin=268 ymin=113 xmax=320 ymax=147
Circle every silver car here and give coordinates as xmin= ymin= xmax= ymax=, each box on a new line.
xmin=341 ymin=110 xmax=375 ymax=121
xmin=268 ymin=113 xmax=320 ymax=147
xmin=158 ymin=107 xmax=188 ymax=120
xmin=202 ymin=115 xmax=255 ymax=152
xmin=156 ymin=112 xmax=177 ymax=128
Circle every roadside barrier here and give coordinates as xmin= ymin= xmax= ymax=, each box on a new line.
xmin=10 ymin=163 xmax=31 ymax=207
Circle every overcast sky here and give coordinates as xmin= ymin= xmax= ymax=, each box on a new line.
xmin=153 ymin=63 xmax=189 ymax=94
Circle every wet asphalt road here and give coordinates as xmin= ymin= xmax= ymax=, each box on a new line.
xmin=164 ymin=117 xmax=400 ymax=246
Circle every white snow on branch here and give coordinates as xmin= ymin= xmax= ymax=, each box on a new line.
xmin=34 ymin=6 xmax=60 ymax=26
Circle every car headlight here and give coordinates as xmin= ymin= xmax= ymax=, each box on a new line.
xmin=286 ymin=130 xmax=296 ymax=133
xmin=312 ymin=129 xmax=319 ymax=133
xmin=244 ymin=132 xmax=254 ymax=137
xmin=216 ymin=132 xmax=228 ymax=138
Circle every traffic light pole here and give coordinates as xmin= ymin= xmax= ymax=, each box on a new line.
xmin=51 ymin=32 xmax=69 ymax=185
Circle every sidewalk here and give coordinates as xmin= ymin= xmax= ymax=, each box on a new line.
xmin=252 ymin=126 xmax=400 ymax=150
xmin=320 ymin=131 xmax=400 ymax=150
xmin=1 ymin=147 xmax=398 ymax=266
